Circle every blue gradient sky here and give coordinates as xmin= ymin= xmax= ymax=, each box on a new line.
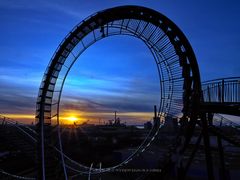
xmin=0 ymin=0 xmax=239 ymax=123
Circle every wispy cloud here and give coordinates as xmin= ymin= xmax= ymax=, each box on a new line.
xmin=0 ymin=0 xmax=88 ymax=19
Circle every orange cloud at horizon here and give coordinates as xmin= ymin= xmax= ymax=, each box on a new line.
xmin=1 ymin=113 xmax=35 ymax=124
xmin=2 ymin=111 xmax=154 ymax=125
xmin=58 ymin=110 xmax=154 ymax=125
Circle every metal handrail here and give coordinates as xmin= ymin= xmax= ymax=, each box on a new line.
xmin=201 ymin=77 xmax=240 ymax=103
xmin=202 ymin=77 xmax=240 ymax=85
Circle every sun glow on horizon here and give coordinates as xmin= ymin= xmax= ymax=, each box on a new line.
xmin=60 ymin=114 xmax=81 ymax=124
xmin=67 ymin=116 xmax=78 ymax=122
xmin=1 ymin=111 xmax=157 ymax=125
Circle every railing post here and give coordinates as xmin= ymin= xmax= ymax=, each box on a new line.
xmin=218 ymin=82 xmax=221 ymax=102
xmin=207 ymin=86 xmax=213 ymax=125
xmin=222 ymin=79 xmax=224 ymax=103
xmin=207 ymin=86 xmax=211 ymax=102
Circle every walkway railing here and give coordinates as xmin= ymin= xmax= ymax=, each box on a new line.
xmin=213 ymin=114 xmax=240 ymax=129
xmin=0 ymin=115 xmax=37 ymax=141
xmin=202 ymin=77 xmax=240 ymax=103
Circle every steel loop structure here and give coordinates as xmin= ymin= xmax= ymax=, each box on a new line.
xmin=35 ymin=5 xmax=203 ymax=179
xmin=1 ymin=6 xmax=239 ymax=180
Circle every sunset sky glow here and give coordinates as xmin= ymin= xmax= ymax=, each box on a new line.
xmin=0 ymin=0 xmax=240 ymax=124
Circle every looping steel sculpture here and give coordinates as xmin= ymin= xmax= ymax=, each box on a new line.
xmin=36 ymin=5 xmax=202 ymax=179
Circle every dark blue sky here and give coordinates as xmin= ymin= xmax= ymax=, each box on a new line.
xmin=0 ymin=0 xmax=239 ymax=123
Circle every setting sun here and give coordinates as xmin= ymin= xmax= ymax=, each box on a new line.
xmin=67 ymin=116 xmax=78 ymax=122
xmin=59 ymin=110 xmax=87 ymax=125
xmin=60 ymin=113 xmax=81 ymax=124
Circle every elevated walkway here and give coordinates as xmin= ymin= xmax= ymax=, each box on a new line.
xmin=201 ymin=77 xmax=240 ymax=116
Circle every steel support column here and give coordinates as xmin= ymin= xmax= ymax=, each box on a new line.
xmin=217 ymin=135 xmax=228 ymax=180
xmin=201 ymin=114 xmax=214 ymax=180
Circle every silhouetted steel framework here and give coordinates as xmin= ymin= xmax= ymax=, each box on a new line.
xmin=35 ymin=5 xmax=239 ymax=180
